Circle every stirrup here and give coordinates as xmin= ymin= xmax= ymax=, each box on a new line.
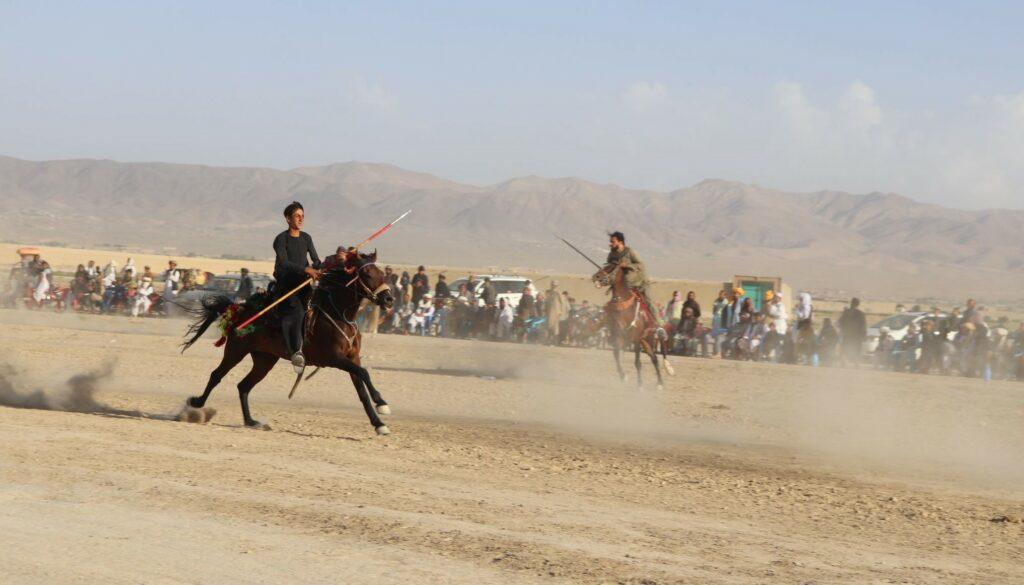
xmin=290 ymin=351 xmax=306 ymax=374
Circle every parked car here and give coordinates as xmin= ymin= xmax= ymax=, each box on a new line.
xmin=176 ymin=272 xmax=273 ymax=312
xmin=447 ymin=275 xmax=531 ymax=308
xmin=863 ymin=311 xmax=956 ymax=353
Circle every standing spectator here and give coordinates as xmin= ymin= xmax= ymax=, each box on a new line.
xmin=123 ymin=257 xmax=137 ymax=281
xmin=545 ymin=281 xmax=566 ymax=345
xmin=961 ymin=298 xmax=978 ymax=327
xmin=767 ymin=291 xmax=788 ymax=335
xmin=32 ymin=261 xmax=52 ymax=307
xmin=236 ymin=267 xmax=254 ymax=301
xmin=140 ymin=265 xmax=154 ymax=282
xmin=163 ymin=260 xmax=181 ymax=316
xmin=411 ymin=266 xmax=430 ymax=304
xmin=740 ymin=297 xmax=755 ymax=322
xmin=795 ymin=292 xmax=815 ymax=362
xmin=74 ymin=264 xmax=88 ymax=280
xmin=1012 ymin=322 xmax=1024 ymax=380
xmin=496 ymin=298 xmax=515 ymax=340
xmin=399 ymin=271 xmax=411 ymax=302
xmin=917 ymin=319 xmax=945 ymax=374
xmin=816 ymin=318 xmax=840 ymax=366
xmin=559 ymin=291 xmax=572 ymax=344
xmin=84 ymin=260 xmax=98 ymax=279
xmin=727 ymin=287 xmax=745 ymax=327
xmin=666 ymin=291 xmax=684 ymax=328
xmin=480 ymin=277 xmax=497 ymax=307
xmin=683 ymin=291 xmax=701 ymax=321
xmin=132 ymin=276 xmax=154 ymax=317
xmin=837 ymin=298 xmax=868 ymax=365
xmin=434 ymin=273 xmax=451 ymax=299
xmin=523 ymin=279 xmax=538 ymax=296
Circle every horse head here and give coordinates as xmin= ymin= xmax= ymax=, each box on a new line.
xmin=322 ymin=250 xmax=394 ymax=310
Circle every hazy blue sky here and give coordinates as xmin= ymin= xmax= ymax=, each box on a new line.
xmin=2 ymin=1 xmax=1022 ymax=208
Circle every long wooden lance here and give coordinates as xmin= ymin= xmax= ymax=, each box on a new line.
xmin=558 ymin=236 xmax=604 ymax=270
xmin=235 ymin=210 xmax=412 ymax=332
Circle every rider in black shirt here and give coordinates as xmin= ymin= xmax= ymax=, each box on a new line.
xmin=273 ymin=201 xmax=322 ymax=371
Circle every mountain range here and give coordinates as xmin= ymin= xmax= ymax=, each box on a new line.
xmin=1 ymin=155 xmax=1021 ymax=301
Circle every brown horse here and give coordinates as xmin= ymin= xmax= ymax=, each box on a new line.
xmin=593 ymin=266 xmax=673 ymax=389
xmin=181 ymin=251 xmax=395 ymax=434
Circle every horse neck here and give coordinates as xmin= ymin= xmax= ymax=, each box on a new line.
xmin=611 ymin=270 xmax=631 ymax=299
xmin=319 ymin=282 xmax=361 ymax=320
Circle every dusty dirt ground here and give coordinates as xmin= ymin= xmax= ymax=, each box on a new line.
xmin=1 ymin=308 xmax=1022 ymax=584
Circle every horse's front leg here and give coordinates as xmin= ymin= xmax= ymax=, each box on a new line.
xmin=351 ymin=357 xmax=390 ymax=415
xmin=634 ymin=341 xmax=643 ymax=389
xmin=641 ymin=338 xmax=663 ymax=390
xmin=334 ymin=358 xmax=389 ymax=435
xmin=612 ymin=342 xmax=626 ymax=382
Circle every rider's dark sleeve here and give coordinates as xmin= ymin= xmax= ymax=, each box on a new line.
xmin=273 ymin=232 xmax=307 ymax=278
xmin=304 ymin=233 xmax=322 ymax=269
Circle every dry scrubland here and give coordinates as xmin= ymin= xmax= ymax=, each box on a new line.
xmin=0 ymin=308 xmax=1022 ymax=584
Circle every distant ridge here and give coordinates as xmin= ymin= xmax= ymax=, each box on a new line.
xmin=1 ymin=155 xmax=1021 ymax=300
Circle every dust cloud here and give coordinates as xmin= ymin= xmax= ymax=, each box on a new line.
xmin=0 ymin=361 xmax=131 ymax=414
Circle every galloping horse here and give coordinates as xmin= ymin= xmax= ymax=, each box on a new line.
xmin=181 ymin=251 xmax=395 ymax=434
xmin=593 ymin=266 xmax=673 ymax=389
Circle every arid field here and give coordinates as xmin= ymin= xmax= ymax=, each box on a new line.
xmin=0 ymin=308 xmax=1022 ymax=584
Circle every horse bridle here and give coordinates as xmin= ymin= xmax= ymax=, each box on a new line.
xmin=344 ymin=261 xmax=391 ymax=306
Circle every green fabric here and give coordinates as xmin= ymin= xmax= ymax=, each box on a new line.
xmin=605 ymin=246 xmax=648 ymax=290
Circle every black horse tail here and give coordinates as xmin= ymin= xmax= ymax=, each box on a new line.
xmin=181 ymin=295 xmax=234 ymax=353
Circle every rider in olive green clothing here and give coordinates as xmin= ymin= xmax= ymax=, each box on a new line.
xmin=603 ymin=231 xmax=659 ymax=325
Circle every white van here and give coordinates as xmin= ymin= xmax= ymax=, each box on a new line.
xmin=447 ymin=275 xmax=531 ymax=308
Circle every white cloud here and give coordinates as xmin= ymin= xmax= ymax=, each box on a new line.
xmin=840 ymin=80 xmax=882 ymax=128
xmin=349 ymin=77 xmax=398 ymax=114
xmin=621 ymin=81 xmax=669 ymax=113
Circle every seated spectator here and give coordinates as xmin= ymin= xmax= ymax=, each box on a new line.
xmin=675 ymin=307 xmax=711 ymax=357
xmin=407 ymin=292 xmax=435 ymax=335
xmin=132 ymin=276 xmax=155 ymax=317
xmin=890 ymin=323 xmax=922 ymax=371
xmin=736 ymin=312 xmax=769 ymax=361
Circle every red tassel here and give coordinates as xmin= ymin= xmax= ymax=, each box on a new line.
xmin=214 ymin=336 xmax=226 ymax=347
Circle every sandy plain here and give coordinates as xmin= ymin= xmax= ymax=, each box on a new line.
xmin=0 ymin=308 xmax=1022 ymax=584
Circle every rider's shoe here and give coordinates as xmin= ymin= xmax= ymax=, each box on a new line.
xmin=290 ymin=351 xmax=306 ymax=374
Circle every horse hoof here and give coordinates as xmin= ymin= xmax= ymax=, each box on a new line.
xmin=186 ymin=396 xmax=203 ymax=408
xmin=177 ymin=400 xmax=215 ymax=424
xmin=664 ymin=362 xmax=675 ymax=376
xmin=375 ymin=425 xmax=391 ymax=436
xmin=247 ymin=420 xmax=272 ymax=431
xmin=376 ymin=404 xmax=391 ymax=415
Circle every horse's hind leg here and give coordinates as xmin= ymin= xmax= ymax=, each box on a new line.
xmin=189 ymin=343 xmax=246 ymax=408
xmin=634 ymin=342 xmax=643 ymax=389
xmin=237 ymin=352 xmax=278 ymax=429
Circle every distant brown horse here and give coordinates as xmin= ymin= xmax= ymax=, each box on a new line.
xmin=181 ymin=251 xmax=395 ymax=434
xmin=593 ymin=266 xmax=673 ymax=389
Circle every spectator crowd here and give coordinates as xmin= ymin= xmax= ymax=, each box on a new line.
xmin=5 ymin=252 xmax=1023 ymax=381
xmin=2 ymin=252 xmax=239 ymax=318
